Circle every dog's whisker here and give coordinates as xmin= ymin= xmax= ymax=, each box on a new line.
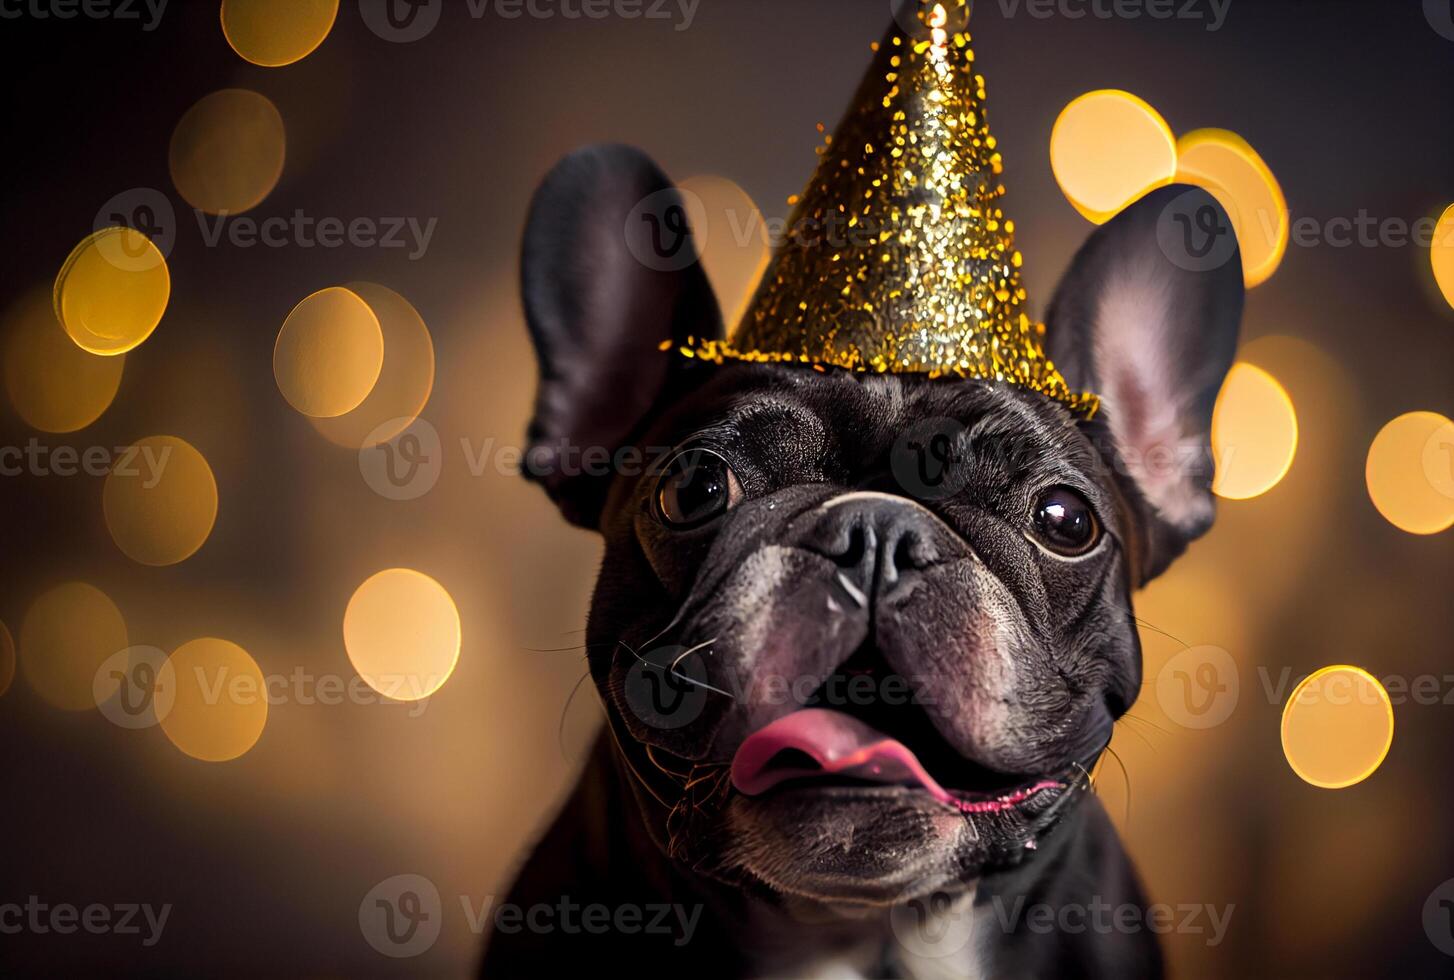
xmin=1119 ymin=712 xmax=1171 ymax=739
xmin=1102 ymin=746 xmax=1132 ymax=824
xmin=670 ymin=636 xmax=717 ymax=670
xmin=1131 ymin=617 xmax=1188 ymax=648
xmin=646 ymin=744 xmax=693 ymax=779
xmin=556 ymin=669 xmax=598 ymax=763
xmin=525 ymin=643 xmax=607 ymax=654
xmin=1112 ymin=719 xmax=1158 ymax=754
xmin=600 ymin=707 xmax=678 ymax=808
xmin=672 ymin=672 xmax=735 ymax=700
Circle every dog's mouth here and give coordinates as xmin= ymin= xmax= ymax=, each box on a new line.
xmin=728 ymin=647 xmax=1065 ymax=814
xmin=731 ymin=708 xmax=1062 ymax=813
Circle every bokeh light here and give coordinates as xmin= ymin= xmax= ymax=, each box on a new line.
xmin=1174 ymin=128 xmax=1288 ymax=288
xmin=274 ymin=286 xmax=385 ymax=418
xmin=1365 ymin=411 xmax=1454 ymax=535
xmin=102 ymin=435 xmax=220 ymax=566
xmin=169 ymin=89 xmax=286 ymax=215
xmin=3 ymin=286 xmax=125 ymax=432
xmin=1211 ymin=362 xmax=1298 ymax=499
xmin=221 ymin=0 xmax=339 ymax=67
xmin=1281 ymin=665 xmax=1394 ymax=789
xmin=1432 ymin=203 xmax=1454 ymax=310
xmin=53 ymin=227 xmax=170 ymax=356
xmin=343 ymin=569 xmax=461 ymax=702
xmin=0 ymin=620 xmax=15 ymax=698
xmin=18 ymin=582 xmax=128 ymax=711
xmin=677 ymin=175 xmax=771 ymax=326
xmin=160 ymin=638 xmax=268 ymax=762
xmin=308 ymin=283 xmax=436 ymax=447
xmin=1050 ymin=89 xmax=1177 ymax=224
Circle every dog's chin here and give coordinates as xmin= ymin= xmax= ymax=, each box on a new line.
xmin=715 ymin=776 xmax=1083 ymax=907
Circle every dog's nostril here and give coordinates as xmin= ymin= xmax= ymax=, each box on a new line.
xmin=889 ymin=527 xmax=935 ymax=576
xmin=832 ymin=522 xmax=870 ymax=569
xmin=892 ymin=533 xmax=917 ymax=574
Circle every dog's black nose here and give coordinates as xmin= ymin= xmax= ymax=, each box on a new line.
xmin=804 ymin=492 xmax=942 ymax=600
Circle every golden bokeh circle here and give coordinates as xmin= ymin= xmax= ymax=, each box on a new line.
xmin=1050 ymin=90 xmax=1177 ymax=224
xmin=3 ymin=286 xmax=125 ymax=433
xmin=160 ymin=638 xmax=268 ymax=762
xmin=53 ymin=227 xmax=169 ymax=356
xmin=1281 ymin=665 xmax=1393 ymax=789
xmin=308 ymin=283 xmax=435 ymax=447
xmin=18 ymin=582 xmax=129 ymax=711
xmin=274 ymin=286 xmax=385 ymax=418
xmin=221 ymin=0 xmax=339 ymax=67
xmin=1431 ymin=203 xmax=1454 ymax=310
xmin=1175 ymin=128 xmax=1288 ymax=288
xmin=1365 ymin=411 xmax=1454 ymax=535
xmin=170 ymin=89 xmax=286 ymax=216
xmin=677 ymin=175 xmax=772 ymax=327
xmin=0 ymin=620 xmax=15 ymax=698
xmin=103 ymin=435 xmax=220 ymax=566
xmin=343 ymin=569 xmax=461 ymax=702
xmin=1211 ymin=362 xmax=1298 ymax=500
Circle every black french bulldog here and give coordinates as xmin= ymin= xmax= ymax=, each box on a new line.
xmin=482 ymin=142 xmax=1241 ymax=978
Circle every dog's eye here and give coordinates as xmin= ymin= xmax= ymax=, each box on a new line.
xmin=1030 ymin=486 xmax=1101 ymax=557
xmin=656 ymin=449 xmax=740 ymax=528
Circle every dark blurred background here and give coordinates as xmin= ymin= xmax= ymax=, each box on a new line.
xmin=1 ymin=0 xmax=1452 ymax=976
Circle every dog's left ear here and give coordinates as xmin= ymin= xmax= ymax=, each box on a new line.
xmin=1045 ymin=184 xmax=1244 ymax=584
xmin=521 ymin=144 xmax=724 ymax=528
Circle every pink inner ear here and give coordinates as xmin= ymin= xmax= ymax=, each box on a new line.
xmin=1092 ymin=275 xmax=1214 ymax=533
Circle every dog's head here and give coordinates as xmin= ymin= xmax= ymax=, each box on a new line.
xmin=519 ymin=145 xmax=1241 ymax=906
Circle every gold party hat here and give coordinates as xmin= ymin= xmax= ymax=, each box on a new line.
xmin=684 ymin=0 xmax=1098 ymax=416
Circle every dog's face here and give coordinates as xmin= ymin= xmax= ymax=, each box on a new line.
xmin=519 ymin=147 xmax=1242 ymax=906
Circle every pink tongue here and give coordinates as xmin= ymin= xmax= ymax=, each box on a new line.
xmin=730 ymin=708 xmax=1059 ymax=814
xmin=731 ymin=708 xmax=957 ymax=804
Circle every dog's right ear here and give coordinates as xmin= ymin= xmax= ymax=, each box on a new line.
xmin=521 ymin=144 xmax=723 ymax=528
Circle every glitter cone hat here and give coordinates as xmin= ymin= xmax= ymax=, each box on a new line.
xmin=687 ymin=0 xmax=1098 ymax=416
